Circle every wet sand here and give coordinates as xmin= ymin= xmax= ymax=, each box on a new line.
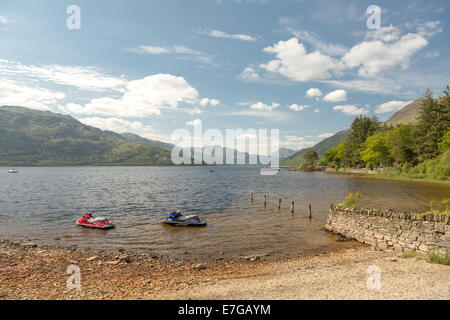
xmin=0 ymin=240 xmax=448 ymax=300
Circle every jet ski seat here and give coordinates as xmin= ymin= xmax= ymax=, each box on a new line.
xmin=87 ymin=217 xmax=107 ymax=223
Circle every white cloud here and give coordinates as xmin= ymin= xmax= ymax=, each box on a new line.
xmin=205 ymin=29 xmax=257 ymax=42
xmin=333 ymin=104 xmax=368 ymax=116
xmin=126 ymin=46 xmax=170 ymax=54
xmin=306 ymin=88 xmax=322 ymax=98
xmin=321 ymin=78 xmax=403 ymax=95
xmin=249 ymin=101 xmax=280 ymax=111
xmin=313 ymin=109 xmax=320 ymax=113
xmin=260 ymin=38 xmax=341 ymax=82
xmin=200 ymin=98 xmax=210 ymax=107
xmin=280 ymin=135 xmax=317 ymax=150
xmin=239 ymin=67 xmax=260 ymax=81
xmin=199 ymin=98 xmax=220 ymax=107
xmin=228 ymin=109 xmax=289 ymax=121
xmin=287 ymin=28 xmax=348 ymax=56
xmin=317 ymin=133 xmax=333 ymax=139
xmin=323 ymin=89 xmax=347 ymax=102
xmin=210 ymin=99 xmax=220 ymax=106
xmin=78 ymin=117 xmax=152 ymax=134
xmin=186 ymin=119 xmax=202 ymax=126
xmin=62 ymin=74 xmax=200 ymax=118
xmin=342 ymin=33 xmax=428 ymax=76
xmin=289 ymin=104 xmax=310 ymax=111
xmin=125 ymin=45 xmax=216 ymax=66
xmin=425 ymin=51 xmax=439 ymax=58
xmin=0 ymin=16 xmax=8 ymax=24
xmin=410 ymin=20 xmax=442 ymax=37
xmin=0 ymin=79 xmax=65 ymax=111
xmin=375 ymin=100 xmax=413 ymax=114
xmin=365 ymin=25 xmax=402 ymax=42
xmin=0 ymin=60 xmax=127 ymax=92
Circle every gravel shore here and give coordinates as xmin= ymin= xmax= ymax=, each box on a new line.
xmin=0 ymin=240 xmax=448 ymax=300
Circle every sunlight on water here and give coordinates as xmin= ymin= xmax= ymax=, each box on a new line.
xmin=1 ymin=166 xmax=448 ymax=260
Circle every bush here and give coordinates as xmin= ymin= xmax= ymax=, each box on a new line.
xmin=342 ymin=192 xmax=360 ymax=208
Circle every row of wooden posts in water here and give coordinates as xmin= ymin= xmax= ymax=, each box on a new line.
xmin=250 ymin=191 xmax=312 ymax=218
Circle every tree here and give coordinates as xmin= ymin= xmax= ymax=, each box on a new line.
xmin=439 ymin=129 xmax=450 ymax=153
xmin=324 ymin=141 xmax=346 ymax=166
xmin=360 ymin=133 xmax=390 ymax=167
xmin=342 ymin=115 xmax=380 ymax=167
xmin=385 ymin=124 xmax=415 ymax=165
xmin=413 ymin=88 xmax=450 ymax=162
xmin=303 ymin=150 xmax=319 ymax=167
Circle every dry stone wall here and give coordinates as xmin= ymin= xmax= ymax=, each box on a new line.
xmin=325 ymin=204 xmax=450 ymax=254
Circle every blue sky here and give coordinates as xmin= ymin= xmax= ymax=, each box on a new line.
xmin=0 ymin=0 xmax=449 ymax=150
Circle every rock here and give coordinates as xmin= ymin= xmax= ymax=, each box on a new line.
xmin=119 ymin=254 xmax=133 ymax=263
xmin=385 ymin=257 xmax=397 ymax=262
xmin=192 ymin=263 xmax=207 ymax=270
xmin=23 ymin=242 xmax=37 ymax=248
xmin=105 ymin=260 xmax=120 ymax=265
xmin=86 ymin=256 xmax=98 ymax=262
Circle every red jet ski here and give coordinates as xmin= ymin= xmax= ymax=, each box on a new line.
xmin=76 ymin=212 xmax=116 ymax=229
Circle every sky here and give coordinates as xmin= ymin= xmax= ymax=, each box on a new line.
xmin=0 ymin=0 xmax=449 ymax=150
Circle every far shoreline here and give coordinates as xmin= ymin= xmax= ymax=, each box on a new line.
xmin=322 ymin=169 xmax=450 ymax=186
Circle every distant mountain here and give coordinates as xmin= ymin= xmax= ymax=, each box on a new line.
xmin=0 ymin=106 xmax=172 ymax=166
xmin=386 ymin=98 xmax=423 ymax=127
xmin=281 ymin=129 xmax=351 ymax=166
xmin=121 ymin=133 xmax=174 ymax=150
xmin=278 ymin=147 xmax=297 ymax=160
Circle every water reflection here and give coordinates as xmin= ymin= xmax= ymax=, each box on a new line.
xmin=0 ymin=166 xmax=448 ymax=259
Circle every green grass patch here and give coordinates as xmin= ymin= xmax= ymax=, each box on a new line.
xmin=427 ymin=249 xmax=450 ymax=265
xmin=401 ymin=252 xmax=419 ymax=259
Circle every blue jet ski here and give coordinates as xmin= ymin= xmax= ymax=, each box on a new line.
xmin=161 ymin=210 xmax=207 ymax=227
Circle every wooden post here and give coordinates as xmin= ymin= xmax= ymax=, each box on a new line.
xmin=308 ymin=204 xmax=312 ymax=219
xmin=251 ymin=191 xmax=254 ymax=202
xmin=264 ymin=195 xmax=267 ymax=207
xmin=291 ymin=201 xmax=294 ymax=214
xmin=278 ymin=198 xmax=282 ymax=210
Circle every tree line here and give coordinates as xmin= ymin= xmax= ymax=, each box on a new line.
xmin=319 ymin=86 xmax=450 ymax=180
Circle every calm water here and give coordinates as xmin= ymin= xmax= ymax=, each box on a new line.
xmin=0 ymin=166 xmax=449 ymax=260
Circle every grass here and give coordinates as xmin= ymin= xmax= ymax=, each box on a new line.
xmin=400 ymin=250 xmax=450 ymax=266
xmin=401 ymin=252 xmax=419 ymax=259
xmin=427 ymin=249 xmax=450 ymax=265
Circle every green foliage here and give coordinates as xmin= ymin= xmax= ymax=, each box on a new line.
xmin=323 ymin=141 xmax=345 ymax=166
xmin=427 ymin=249 xmax=450 ymax=265
xmin=402 ymin=150 xmax=450 ymax=180
xmin=342 ymin=116 xmax=380 ymax=167
xmin=281 ymin=129 xmax=350 ymax=166
xmin=321 ymin=86 xmax=450 ymax=182
xmin=303 ymin=150 xmax=319 ymax=167
xmin=360 ymin=133 xmax=390 ymax=167
xmin=401 ymin=252 xmax=419 ymax=259
xmin=413 ymin=88 xmax=450 ymax=162
xmin=438 ymin=129 xmax=450 ymax=153
xmin=0 ymin=106 xmax=172 ymax=166
xmin=385 ymin=124 xmax=415 ymax=165
xmin=341 ymin=192 xmax=360 ymax=208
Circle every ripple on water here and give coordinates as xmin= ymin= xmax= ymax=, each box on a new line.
xmin=0 ymin=166 xmax=449 ymax=259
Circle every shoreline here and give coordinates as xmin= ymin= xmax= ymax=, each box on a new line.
xmin=1 ymin=239 xmax=448 ymax=300
xmin=324 ymin=170 xmax=450 ymax=186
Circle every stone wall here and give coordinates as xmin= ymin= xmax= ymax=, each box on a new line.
xmin=325 ymin=204 xmax=450 ymax=254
